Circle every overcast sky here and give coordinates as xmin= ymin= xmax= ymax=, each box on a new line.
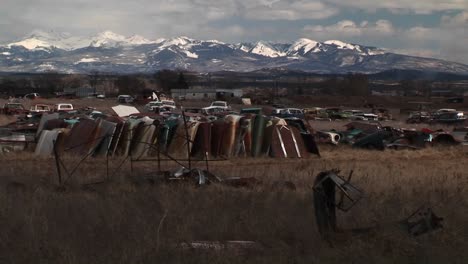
xmin=1 ymin=0 xmax=467 ymax=64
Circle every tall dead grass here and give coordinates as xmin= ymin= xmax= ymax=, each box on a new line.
xmin=0 ymin=147 xmax=467 ymax=263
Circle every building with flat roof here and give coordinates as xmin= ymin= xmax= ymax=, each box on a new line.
xmin=171 ymin=88 xmax=243 ymax=100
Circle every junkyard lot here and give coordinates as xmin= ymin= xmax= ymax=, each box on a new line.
xmin=0 ymin=96 xmax=467 ymax=263
xmin=0 ymin=147 xmax=467 ymax=263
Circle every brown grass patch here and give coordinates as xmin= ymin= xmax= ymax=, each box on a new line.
xmin=0 ymin=146 xmax=467 ymax=263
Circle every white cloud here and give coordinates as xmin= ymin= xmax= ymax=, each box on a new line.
xmin=302 ymin=12 xmax=468 ymax=64
xmin=244 ymin=1 xmax=339 ymax=20
xmin=303 ymin=19 xmax=395 ymax=39
xmin=324 ymin=0 xmax=467 ymax=14
xmin=0 ymin=0 xmax=467 ymax=64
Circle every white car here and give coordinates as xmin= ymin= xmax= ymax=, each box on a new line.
xmin=54 ymin=103 xmax=74 ymax=112
xmin=29 ymin=104 xmax=51 ymax=113
xmin=343 ymin=110 xmax=367 ymax=120
xmin=161 ymin=100 xmax=176 ymax=109
xmin=202 ymin=106 xmax=227 ymax=115
xmin=209 ymin=101 xmax=230 ymax=110
xmin=354 ymin=113 xmax=378 ymax=121
xmin=144 ymin=101 xmax=163 ymax=112
xmin=117 ymin=95 xmax=134 ymax=104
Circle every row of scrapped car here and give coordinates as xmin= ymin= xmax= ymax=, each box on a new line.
xmin=316 ymin=121 xmax=468 ymax=150
xmin=303 ymin=107 xmax=392 ymax=121
xmin=33 ymin=110 xmax=321 ymax=159
xmin=406 ymin=108 xmax=466 ymax=124
xmin=1 ymin=102 xmax=74 ymax=116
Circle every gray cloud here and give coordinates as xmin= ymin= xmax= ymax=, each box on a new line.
xmin=0 ymin=0 xmax=467 ymax=63
xmin=323 ymin=0 xmax=468 ymax=14
xmin=302 ymin=12 xmax=468 ymax=63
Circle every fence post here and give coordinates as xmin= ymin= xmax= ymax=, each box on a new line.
xmin=182 ymin=111 xmax=191 ymax=170
xmin=53 ymin=140 xmax=62 ymax=185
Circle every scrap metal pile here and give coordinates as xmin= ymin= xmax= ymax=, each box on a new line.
xmin=0 ymin=105 xmax=321 ymax=159
xmin=317 ymin=121 xmax=468 ymax=150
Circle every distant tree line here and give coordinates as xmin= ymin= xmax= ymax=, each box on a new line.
xmin=314 ymin=73 xmax=369 ymax=96
xmin=0 ymin=70 xmax=453 ymax=98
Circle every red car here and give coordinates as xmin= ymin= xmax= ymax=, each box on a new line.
xmin=2 ymin=103 xmax=27 ymax=115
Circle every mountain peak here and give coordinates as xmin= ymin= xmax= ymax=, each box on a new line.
xmin=90 ymin=31 xmax=127 ymax=47
xmin=96 ymin=31 xmax=126 ymax=39
xmin=324 ymin=40 xmax=359 ymax=50
xmin=250 ymin=41 xmax=286 ymax=58
xmin=127 ymin=35 xmax=154 ymax=45
xmin=1 ymin=33 xmax=467 ymax=75
xmin=7 ymin=38 xmax=51 ymax=50
xmin=288 ymin=38 xmax=320 ymax=55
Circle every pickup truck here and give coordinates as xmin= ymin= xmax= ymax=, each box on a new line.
xmin=54 ymin=103 xmax=74 ymax=112
xmin=29 ymin=104 xmax=51 ymax=113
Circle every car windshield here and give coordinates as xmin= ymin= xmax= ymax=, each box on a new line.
xmin=212 ymin=102 xmax=226 ymax=107
xmin=162 ymin=101 xmax=175 ymax=106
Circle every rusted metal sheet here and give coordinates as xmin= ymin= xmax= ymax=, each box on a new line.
xmin=261 ymin=119 xmax=274 ymax=155
xmin=242 ymin=116 xmax=253 ymax=156
xmin=147 ymin=119 xmax=162 ymax=157
xmin=62 ymin=119 xmax=99 ymax=156
xmin=269 ymin=120 xmax=306 ymax=158
xmin=301 ymin=133 xmax=320 ymax=157
xmin=211 ymin=120 xmax=228 ymax=157
xmin=167 ymin=121 xmax=200 ymax=159
xmin=221 ymin=115 xmax=242 ymax=157
xmin=191 ymin=122 xmax=212 ymax=158
xmin=108 ymin=120 xmax=124 ymax=156
xmin=111 ymin=105 xmax=139 ymax=117
xmin=43 ymin=119 xmax=68 ymax=131
xmin=94 ymin=119 xmax=118 ymax=156
xmin=35 ymin=130 xmax=60 ymax=156
xmin=252 ymin=114 xmax=266 ymax=157
xmin=131 ymin=117 xmax=156 ymax=158
xmin=116 ymin=119 xmax=141 ymax=157
xmin=36 ymin=113 xmax=59 ymax=138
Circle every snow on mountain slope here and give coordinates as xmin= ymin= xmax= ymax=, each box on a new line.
xmin=324 ymin=40 xmax=361 ymax=51
xmin=1 ymin=32 xmax=467 ymax=74
xmin=6 ymin=30 xmax=90 ymax=50
xmin=152 ymin=37 xmax=202 ymax=58
xmin=75 ymin=58 xmax=100 ymax=64
xmin=250 ymin=41 xmax=286 ymax=58
xmin=287 ymin=38 xmax=321 ymax=56
xmin=126 ymin=35 xmax=157 ymax=45
xmin=89 ymin=31 xmax=127 ymax=47
xmin=7 ymin=38 xmax=51 ymax=50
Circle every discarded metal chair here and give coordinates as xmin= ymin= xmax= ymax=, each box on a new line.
xmin=404 ymin=206 xmax=444 ymax=236
xmin=313 ymin=170 xmax=363 ymax=236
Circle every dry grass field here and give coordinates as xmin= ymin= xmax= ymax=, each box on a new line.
xmin=0 ymin=96 xmax=467 ymax=263
xmin=0 ymin=146 xmax=467 ymax=263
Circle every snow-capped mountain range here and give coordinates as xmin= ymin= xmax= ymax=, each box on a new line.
xmin=1 ymin=30 xmax=467 ymax=74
